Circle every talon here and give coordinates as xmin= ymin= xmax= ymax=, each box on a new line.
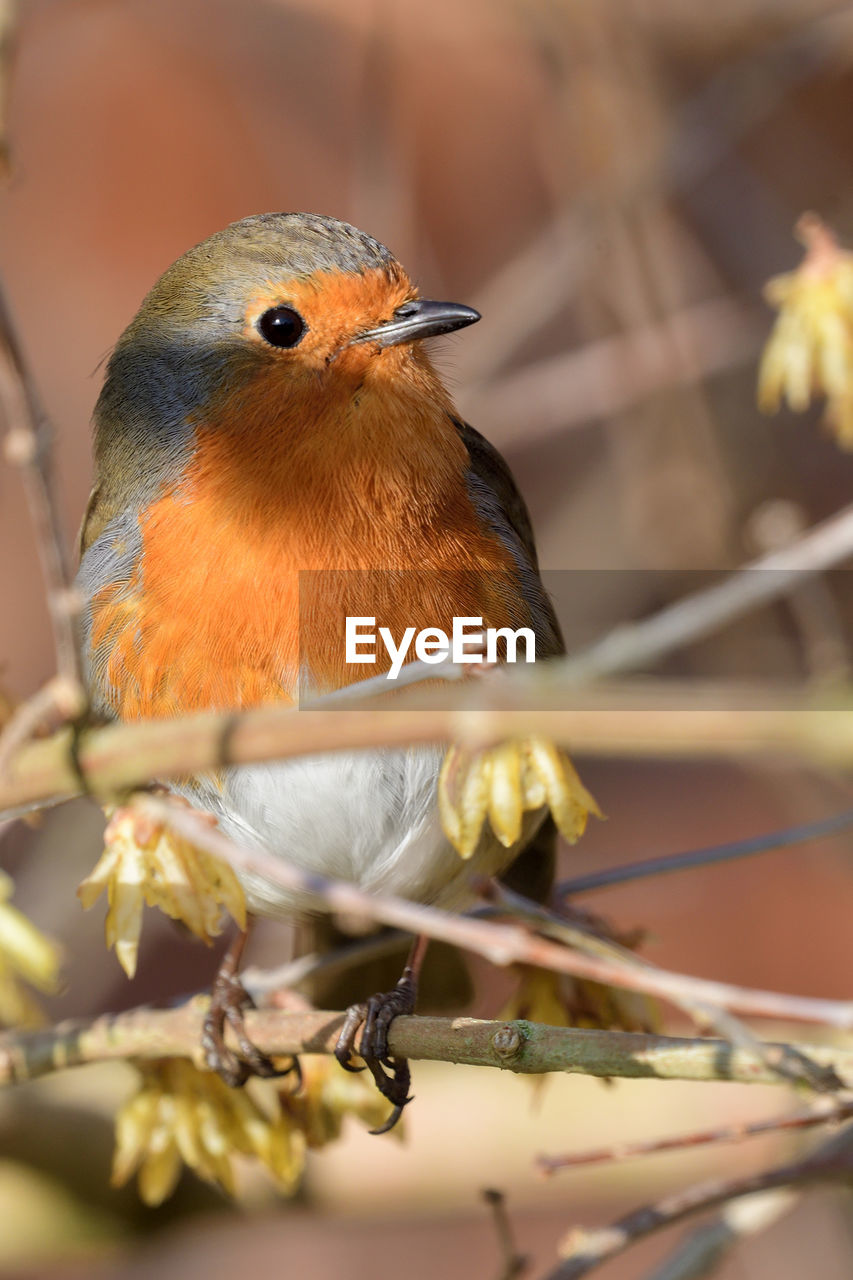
xmin=333 ymin=943 xmax=426 ymax=1133
xmin=203 ymin=930 xmax=298 ymax=1087
xmin=368 ymin=1096 xmax=412 ymax=1137
xmin=335 ymin=1001 xmax=369 ymax=1073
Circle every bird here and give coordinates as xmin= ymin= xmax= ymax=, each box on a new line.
xmin=76 ymin=212 xmax=595 ymax=1129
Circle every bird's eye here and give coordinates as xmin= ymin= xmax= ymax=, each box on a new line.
xmin=257 ymin=305 xmax=306 ymax=349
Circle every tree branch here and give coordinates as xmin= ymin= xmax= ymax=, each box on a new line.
xmin=543 ymin=1127 xmax=853 ymax=1279
xmin=127 ymin=795 xmax=853 ymax=1034
xmin=537 ymin=1097 xmax=853 ymax=1174
xmin=0 ymin=286 xmax=85 ymax=704
xmin=1 ymin=1006 xmax=852 ymax=1090
xmin=558 ymin=501 xmax=853 ymax=685
xmin=3 ymin=678 xmax=853 ymax=820
xmin=638 ymin=1188 xmax=799 ymax=1280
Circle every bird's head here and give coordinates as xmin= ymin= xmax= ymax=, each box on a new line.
xmin=90 ymin=213 xmax=480 ymax=523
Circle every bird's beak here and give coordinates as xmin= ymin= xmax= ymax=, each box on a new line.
xmin=353 ymin=298 xmax=481 ymax=349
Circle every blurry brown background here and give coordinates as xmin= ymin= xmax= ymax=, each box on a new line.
xmin=3 ymin=1 xmax=853 ymax=1277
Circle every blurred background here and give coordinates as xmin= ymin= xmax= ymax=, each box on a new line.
xmin=3 ymin=0 xmax=853 ymax=1276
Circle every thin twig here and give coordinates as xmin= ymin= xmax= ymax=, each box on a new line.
xmin=1 ymin=1005 xmax=852 ymax=1089
xmin=241 ymin=929 xmax=410 ymax=1001
xmin=0 ymin=675 xmax=86 ymax=776
xmin=0 ymin=286 xmax=85 ymax=701
xmin=458 ymin=296 xmax=762 ymax=448
xmin=137 ymin=794 xmax=853 ymax=1033
xmin=537 ymin=1097 xmax=853 ymax=1174
xmin=638 ymin=1188 xmax=799 ymax=1280
xmin=558 ymin=502 xmax=853 ymax=685
xmin=559 ymin=805 xmax=853 ymax=895
xmin=483 ymin=1189 xmax=529 ymax=1280
xmin=542 ymin=1127 xmax=853 ymax=1279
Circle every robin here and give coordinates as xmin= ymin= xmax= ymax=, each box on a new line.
xmin=77 ymin=212 xmax=594 ymax=1129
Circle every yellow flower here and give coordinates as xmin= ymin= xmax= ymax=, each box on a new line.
xmin=112 ymin=1058 xmax=303 ymax=1204
xmin=281 ymin=1054 xmax=401 ymax=1146
xmin=438 ymin=737 xmax=601 ymax=859
xmin=78 ymin=802 xmax=246 ymax=978
xmin=758 ymin=212 xmax=853 ymax=448
xmin=0 ymin=870 xmax=62 ymax=1026
xmin=113 ymin=1054 xmax=400 ymax=1205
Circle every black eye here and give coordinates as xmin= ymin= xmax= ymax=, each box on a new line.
xmin=257 ymin=305 xmax=306 ymax=349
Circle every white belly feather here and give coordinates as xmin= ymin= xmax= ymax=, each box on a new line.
xmin=182 ymin=746 xmax=531 ymax=918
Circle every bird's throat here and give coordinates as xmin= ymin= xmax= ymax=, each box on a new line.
xmin=87 ymin=366 xmax=523 ymax=718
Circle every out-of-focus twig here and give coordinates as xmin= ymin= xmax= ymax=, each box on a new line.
xmin=0 ymin=286 xmax=86 ymax=724
xmin=459 ymin=296 xmax=762 ymax=448
xmin=483 ymin=1189 xmax=529 ymax=1280
xmin=0 ymin=0 xmax=16 ymax=175
xmin=538 ymin=1097 xmax=853 ymax=1174
xmin=319 ymin=500 xmax=853 ymax=695
xmin=748 ymin=500 xmax=850 ymax=684
xmin=456 ymin=207 xmax=591 ymax=389
xmin=638 ymin=1188 xmax=798 ymax=1280
xmin=544 ymin=1127 xmax=853 ymax=1279
xmin=559 ymin=805 xmax=853 ymax=896
xmin=4 ymin=680 xmax=853 ymax=821
xmin=559 ymin=502 xmax=853 ymax=685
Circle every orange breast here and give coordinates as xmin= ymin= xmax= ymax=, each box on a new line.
xmin=88 ymin=355 xmax=527 ymax=720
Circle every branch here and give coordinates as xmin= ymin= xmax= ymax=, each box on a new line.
xmin=559 ymin=805 xmax=853 ymax=896
xmin=485 ymin=880 xmax=840 ymax=1093
xmin=4 ymin=678 xmax=853 ymax=820
xmin=542 ymin=1127 xmax=853 ymax=1279
xmin=0 ymin=286 xmax=85 ymax=704
xmin=638 ymin=1188 xmax=798 ymax=1280
xmin=132 ymin=795 xmax=853 ymax=1033
xmin=483 ymin=1189 xmax=529 ymax=1280
xmin=559 ymin=501 xmax=853 ymax=685
xmin=1 ymin=1006 xmax=852 ymax=1089
xmin=459 ymin=297 xmax=762 ymax=449
xmin=537 ymin=1097 xmax=853 ymax=1174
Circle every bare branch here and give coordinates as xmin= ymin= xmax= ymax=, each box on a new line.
xmin=483 ymin=1189 xmax=529 ymax=1280
xmin=559 ymin=502 xmax=853 ymax=685
xmin=1 ymin=1004 xmax=852 ymax=1090
xmin=135 ymin=795 xmax=853 ymax=1033
xmin=0 ymin=286 xmax=86 ymax=714
xmin=638 ymin=1189 xmax=799 ymax=1280
xmin=543 ymin=1128 xmax=853 ymax=1279
xmin=559 ymin=805 xmax=853 ymax=896
xmin=4 ymin=678 xmax=853 ymax=822
xmin=538 ymin=1097 xmax=853 ymax=1174
xmin=458 ymin=297 xmax=762 ymax=449
xmin=485 ymin=880 xmax=841 ymax=1094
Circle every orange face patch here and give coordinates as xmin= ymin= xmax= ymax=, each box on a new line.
xmin=86 ymin=266 xmax=528 ymax=720
xmin=242 ymin=265 xmax=415 ymax=370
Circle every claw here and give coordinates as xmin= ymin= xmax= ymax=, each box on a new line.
xmin=203 ymin=932 xmax=299 ymax=1088
xmin=333 ymin=967 xmax=418 ymax=1133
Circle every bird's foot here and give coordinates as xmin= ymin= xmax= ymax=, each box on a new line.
xmin=202 ymin=955 xmax=299 ymax=1088
xmin=334 ymin=968 xmax=417 ymax=1134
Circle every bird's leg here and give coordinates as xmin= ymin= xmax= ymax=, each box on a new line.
xmin=202 ymin=925 xmax=298 ymax=1087
xmin=334 ymin=933 xmax=428 ymax=1134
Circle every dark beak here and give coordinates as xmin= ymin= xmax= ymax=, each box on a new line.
xmin=353 ymin=298 xmax=481 ymax=348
